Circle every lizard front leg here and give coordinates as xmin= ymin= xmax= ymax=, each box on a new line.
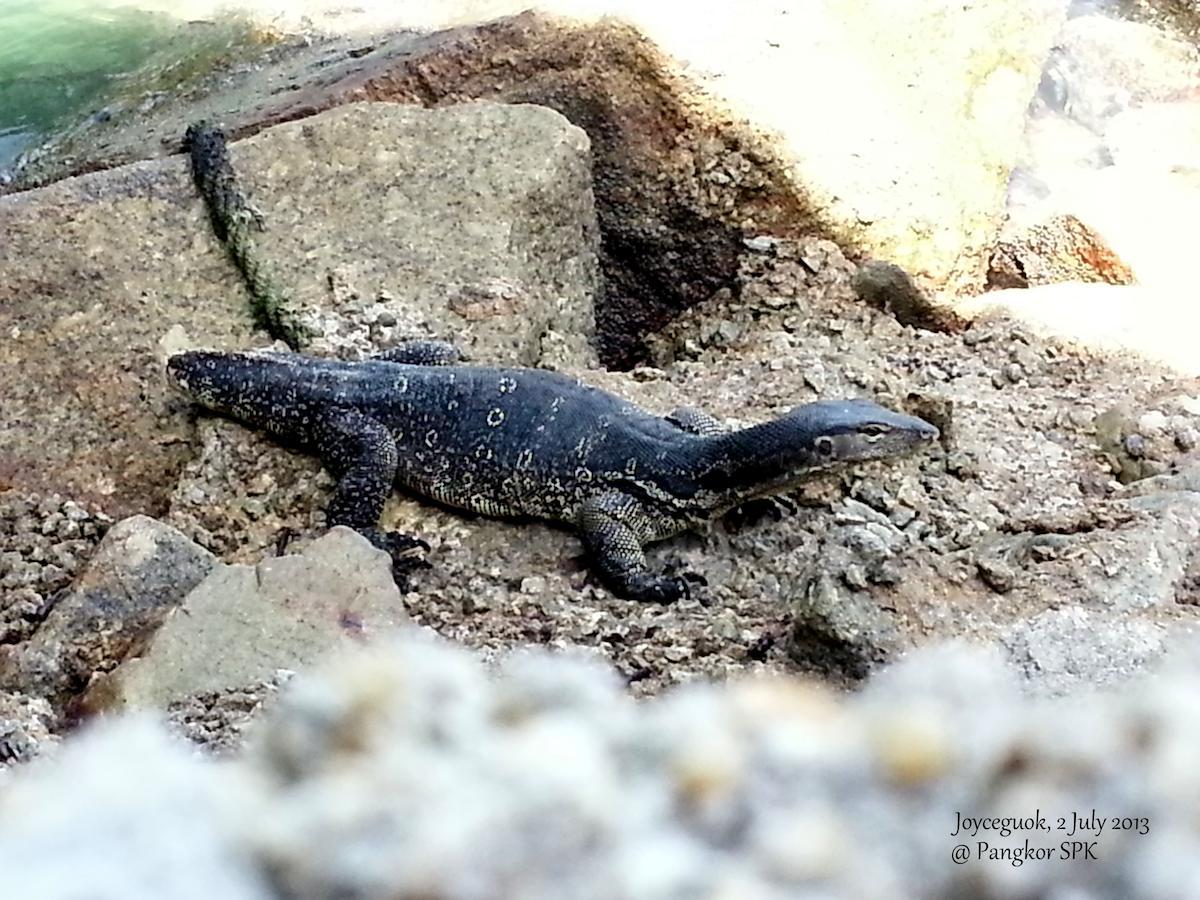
xmin=665 ymin=406 xmax=727 ymax=436
xmin=311 ymin=407 xmax=429 ymax=587
xmin=577 ymin=492 xmax=704 ymax=604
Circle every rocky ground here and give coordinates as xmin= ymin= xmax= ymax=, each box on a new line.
xmin=3 ymin=213 xmax=1197 ymax=740
xmin=156 ymin=234 xmax=1200 ymax=703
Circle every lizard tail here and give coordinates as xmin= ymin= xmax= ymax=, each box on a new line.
xmin=185 ymin=121 xmax=309 ymax=351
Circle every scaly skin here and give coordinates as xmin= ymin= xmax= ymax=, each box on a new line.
xmin=167 ymin=342 xmax=940 ymax=602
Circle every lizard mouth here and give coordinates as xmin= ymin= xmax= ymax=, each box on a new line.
xmin=165 ymin=354 xmax=192 ymax=394
xmin=165 ymin=355 xmax=188 ymax=387
xmin=166 ymin=350 xmax=225 ymax=401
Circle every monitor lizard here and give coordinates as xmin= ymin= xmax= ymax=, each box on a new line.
xmin=168 ymin=344 xmax=939 ymax=603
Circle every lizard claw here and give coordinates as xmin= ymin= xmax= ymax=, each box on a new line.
xmin=363 ymin=529 xmax=431 ymax=592
xmin=662 ymin=559 xmax=708 ymax=587
xmin=679 ymin=571 xmax=712 ymax=607
xmin=626 ymin=569 xmax=708 ymax=605
xmin=381 ymin=531 xmax=430 ymax=557
xmin=390 ymin=556 xmax=431 ymax=593
xmin=244 ymin=203 xmax=267 ymax=232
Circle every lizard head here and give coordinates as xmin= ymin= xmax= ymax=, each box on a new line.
xmin=166 ymin=350 xmax=275 ymax=414
xmin=788 ymin=398 xmax=940 ymax=467
xmin=697 ymin=398 xmax=939 ymax=504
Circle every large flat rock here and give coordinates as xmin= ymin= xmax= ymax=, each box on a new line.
xmin=0 ymin=101 xmax=599 ymax=515
xmin=84 ymin=527 xmax=409 ymax=712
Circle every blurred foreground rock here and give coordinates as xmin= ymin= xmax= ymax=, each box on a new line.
xmin=6 ymin=635 xmax=1200 ymax=899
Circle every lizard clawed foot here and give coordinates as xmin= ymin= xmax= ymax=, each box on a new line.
xmin=377 ymin=530 xmax=430 ymax=557
xmin=362 ymin=528 xmax=431 ymax=592
xmin=626 ymin=567 xmax=708 ymax=605
xmin=242 ymin=203 xmax=267 ymax=232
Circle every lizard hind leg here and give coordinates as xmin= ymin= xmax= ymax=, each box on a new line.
xmin=312 ymin=406 xmax=429 ymax=589
xmin=577 ymin=492 xmax=705 ymax=604
xmin=372 ymin=340 xmax=463 ymax=366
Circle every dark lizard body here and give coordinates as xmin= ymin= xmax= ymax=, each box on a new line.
xmin=168 ymin=342 xmax=939 ymax=602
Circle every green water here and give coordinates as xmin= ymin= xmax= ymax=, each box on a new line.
xmin=0 ymin=1 xmax=262 ymax=174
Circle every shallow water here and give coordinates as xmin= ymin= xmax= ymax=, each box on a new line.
xmin=0 ymin=1 xmax=258 ymax=173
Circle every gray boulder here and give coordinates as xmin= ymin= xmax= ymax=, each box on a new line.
xmin=11 ymin=3 xmax=1068 ymax=365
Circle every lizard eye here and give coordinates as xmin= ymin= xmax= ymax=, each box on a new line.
xmin=859 ymin=423 xmax=890 ymax=437
xmin=814 ymin=436 xmax=835 ymax=457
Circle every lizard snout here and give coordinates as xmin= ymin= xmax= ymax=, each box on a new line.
xmin=165 ymin=353 xmax=189 ymax=388
xmin=165 ymin=352 xmax=206 ymax=395
xmin=166 ymin=350 xmax=226 ymax=397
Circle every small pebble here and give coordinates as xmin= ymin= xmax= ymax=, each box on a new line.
xmin=841 ymin=564 xmax=869 ymax=590
xmin=868 ymin=560 xmax=902 ymax=586
xmin=944 ymin=451 xmax=977 ymax=479
xmin=38 ymin=564 xmax=66 ymax=588
xmin=743 ymin=235 xmax=779 ymax=253
xmin=1122 ymin=434 xmax=1146 ymax=459
xmin=852 ymin=480 xmax=894 ymax=514
xmin=801 ymin=365 xmax=827 ymax=393
xmin=1137 ymin=411 xmax=1168 ymax=433
xmin=1078 ymin=472 xmax=1113 ymax=497
xmin=62 ymin=501 xmax=89 ymax=523
xmin=520 ymin=575 xmax=547 ymax=595
xmin=663 ymin=645 xmax=693 ymax=663
xmin=962 ymin=325 xmax=993 ymax=346
xmin=976 ymin=556 xmax=1016 ymax=593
